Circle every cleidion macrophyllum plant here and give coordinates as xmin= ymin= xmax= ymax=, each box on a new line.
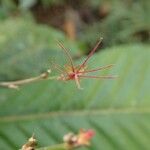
xmin=0 ymin=38 xmax=116 ymax=90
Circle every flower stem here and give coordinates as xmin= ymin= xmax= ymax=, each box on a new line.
xmin=0 ymin=69 xmax=58 ymax=89
xmin=36 ymin=143 xmax=67 ymax=150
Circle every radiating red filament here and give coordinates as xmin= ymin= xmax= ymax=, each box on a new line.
xmin=56 ymin=38 xmax=117 ymax=89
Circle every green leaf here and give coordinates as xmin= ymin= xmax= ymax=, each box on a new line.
xmin=0 ymin=44 xmax=150 ymax=150
xmin=0 ymin=18 xmax=80 ymax=81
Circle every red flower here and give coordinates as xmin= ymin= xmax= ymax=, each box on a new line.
xmin=56 ymin=38 xmax=116 ymax=89
xmin=77 ymin=129 xmax=95 ymax=146
xmin=63 ymin=129 xmax=95 ymax=148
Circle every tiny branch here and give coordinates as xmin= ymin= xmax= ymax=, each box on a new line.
xmin=0 ymin=69 xmax=57 ymax=89
xmin=36 ymin=143 xmax=66 ymax=150
xmin=20 ymin=129 xmax=94 ymax=150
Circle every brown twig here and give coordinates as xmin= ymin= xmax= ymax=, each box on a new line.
xmin=0 ymin=69 xmax=57 ymax=89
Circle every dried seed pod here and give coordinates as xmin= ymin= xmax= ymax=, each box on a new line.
xmin=21 ymin=135 xmax=37 ymax=150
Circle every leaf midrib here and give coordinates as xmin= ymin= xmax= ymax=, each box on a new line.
xmin=0 ymin=107 xmax=150 ymax=123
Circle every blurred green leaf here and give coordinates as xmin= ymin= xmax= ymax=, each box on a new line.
xmin=0 ymin=18 xmax=80 ymax=81
xmin=0 ymin=44 xmax=150 ymax=150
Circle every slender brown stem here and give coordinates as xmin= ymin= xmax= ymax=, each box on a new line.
xmin=0 ymin=69 xmax=57 ymax=89
xmin=57 ymin=40 xmax=75 ymax=72
xmin=79 ymin=75 xmax=118 ymax=79
xmin=78 ymin=38 xmax=103 ymax=71
xmin=52 ymin=62 xmax=69 ymax=75
xmin=36 ymin=143 xmax=66 ymax=150
xmin=78 ymin=64 xmax=114 ymax=74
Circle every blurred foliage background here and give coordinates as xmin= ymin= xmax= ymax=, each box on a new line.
xmin=0 ymin=0 xmax=150 ymax=150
